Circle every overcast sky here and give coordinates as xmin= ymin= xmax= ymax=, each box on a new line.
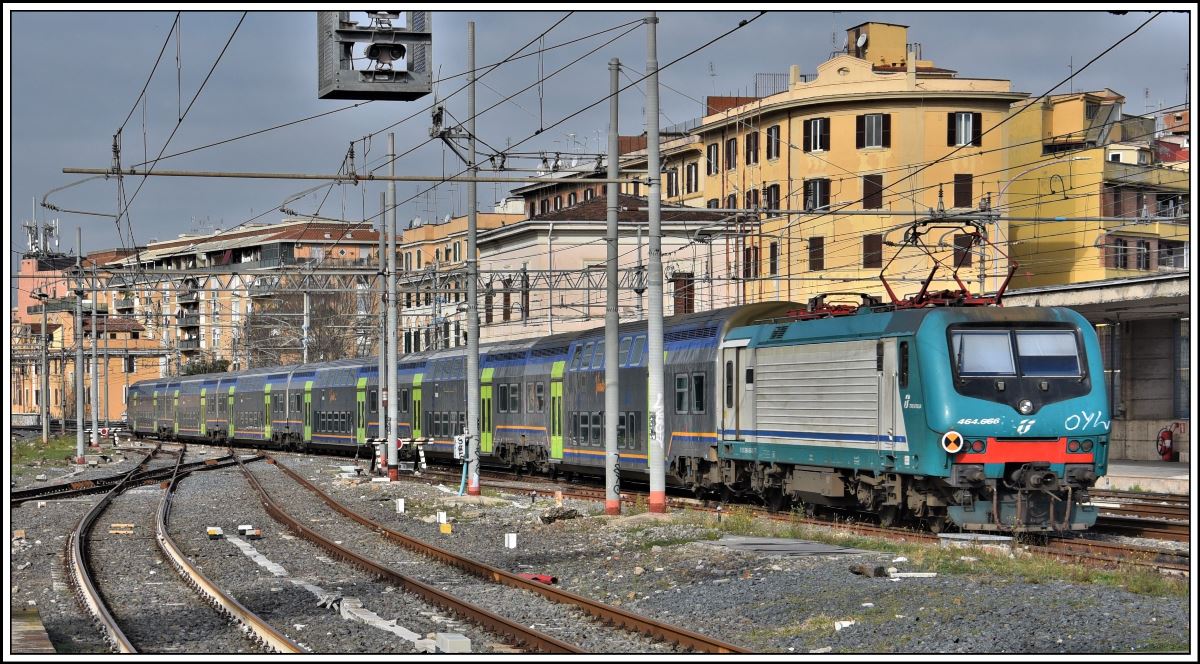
xmin=5 ymin=8 xmax=1194 ymax=268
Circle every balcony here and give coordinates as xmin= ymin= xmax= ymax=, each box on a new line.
xmin=115 ymin=297 xmax=134 ymax=311
xmin=178 ymin=338 xmax=201 ymax=351
xmin=178 ymin=314 xmax=201 ymax=327
xmin=178 ymin=290 xmax=199 ymax=303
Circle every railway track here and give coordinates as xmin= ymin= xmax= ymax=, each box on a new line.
xmin=12 ymin=453 xmax=261 ymax=505
xmin=65 ymin=444 xmax=300 ymax=653
xmin=259 ymin=454 xmax=749 ymax=653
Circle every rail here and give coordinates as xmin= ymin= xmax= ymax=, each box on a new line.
xmin=65 ymin=445 xmax=162 ymax=652
xmin=156 ymin=451 xmax=304 ymax=653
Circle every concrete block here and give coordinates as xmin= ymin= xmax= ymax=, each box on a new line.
xmin=436 ymin=511 xmax=448 ymax=524
xmin=413 ymin=639 xmax=438 ymax=653
xmin=504 ymin=533 xmax=517 ymax=549
xmin=396 ymin=499 xmax=405 ymax=514
xmin=435 ymin=633 xmax=471 ymax=653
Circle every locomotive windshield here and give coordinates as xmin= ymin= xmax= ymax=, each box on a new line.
xmin=951 ymin=329 xmax=1082 ymax=378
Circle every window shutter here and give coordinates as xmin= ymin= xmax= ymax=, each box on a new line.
xmin=803 ymin=120 xmax=812 ymax=153
xmin=971 ymin=112 xmax=983 ymax=146
xmin=947 ymin=112 xmax=957 ymax=146
xmin=855 ymin=115 xmax=865 ymax=149
xmin=820 ymin=117 xmax=830 ymax=151
xmin=882 ymin=113 xmax=892 ymax=148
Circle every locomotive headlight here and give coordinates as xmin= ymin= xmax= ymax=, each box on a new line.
xmin=1018 ymin=399 xmax=1034 ymax=415
xmin=1081 ymin=439 xmax=1094 ymax=452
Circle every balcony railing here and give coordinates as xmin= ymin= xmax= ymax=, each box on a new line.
xmin=178 ymin=314 xmax=201 ymax=327
xmin=178 ymin=338 xmax=201 ymax=351
xmin=115 ymin=297 xmax=134 ymax=310
xmin=178 ymin=290 xmax=199 ymax=303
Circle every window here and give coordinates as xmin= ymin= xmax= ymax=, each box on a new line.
xmin=124 ymin=356 xmax=136 ymax=373
xmin=745 ymin=188 xmax=760 ymax=210
xmin=764 ymin=184 xmax=781 ymax=212
xmin=691 ymin=373 xmax=706 ymax=414
xmin=584 ymin=188 xmax=594 ymax=201
xmin=808 ymin=236 xmax=825 ymax=271
xmin=1086 ymin=102 xmax=1100 ymax=120
xmin=863 ymin=234 xmax=883 ymax=269
xmin=862 ymin=174 xmax=883 ymax=210
xmin=1016 ymin=330 xmax=1081 ymax=377
xmin=675 ymin=374 xmax=689 ymax=414
xmin=769 ymin=242 xmax=779 ymax=275
xmin=1135 ymin=240 xmax=1151 ymax=270
xmin=685 ymin=162 xmax=699 ymax=194
xmin=497 ymin=383 xmax=508 ymax=413
xmin=535 ymin=382 xmax=545 ymax=412
xmin=706 ymin=143 xmax=720 ymax=175
xmin=503 ymin=283 xmax=512 ymax=322
xmin=509 ymin=383 xmax=520 ymax=414
xmin=672 ymin=272 xmax=695 ymax=315
xmin=951 ymin=331 xmax=1016 ymax=376
xmin=581 ymin=342 xmax=595 ymax=369
xmin=706 ymin=198 xmax=720 ymax=209
xmin=1159 ymin=240 xmax=1187 ymax=269
xmin=568 ymin=192 xmax=577 ymax=206
xmin=570 ymin=345 xmax=584 ymax=370
xmin=803 ymin=178 xmax=829 ymax=211
xmin=725 ymin=360 xmax=734 ymax=408
xmin=402 ymin=388 xmax=410 ymax=413
xmin=1109 ymin=237 xmax=1130 ymax=269
xmin=571 ymin=412 xmax=580 ymax=440
xmin=593 ymin=412 xmax=604 ymax=445
xmin=745 ymin=131 xmax=759 ymax=165
xmin=766 ymin=125 xmax=781 ymax=159
xmin=629 ymin=335 xmax=646 ymax=366
xmin=725 ymin=137 xmax=737 ymax=170
xmin=666 ymin=168 xmax=679 ymax=197
xmin=1109 ymin=152 xmax=1122 ymax=163
xmin=592 ymin=341 xmax=605 ymax=369
xmin=725 ymin=194 xmax=737 ymax=210
xmin=803 ymin=117 xmax=829 ymax=152
xmin=617 ymin=413 xmax=627 ymax=449
xmin=953 ymin=174 xmax=973 ymax=208
xmin=899 ymin=341 xmax=909 ymax=388
xmin=948 ymin=111 xmax=983 ymax=147
xmin=554 ymin=195 xmax=563 ymax=211
xmin=618 ymin=337 xmax=631 ymax=366
xmin=857 ymin=113 xmax=891 ymax=149
xmin=953 ymin=234 xmax=976 ymax=267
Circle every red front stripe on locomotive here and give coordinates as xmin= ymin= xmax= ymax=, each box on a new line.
xmin=955 ymin=437 xmax=1093 ymax=464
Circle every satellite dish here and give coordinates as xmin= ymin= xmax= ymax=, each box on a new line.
xmin=856 ymin=33 xmax=868 ymax=48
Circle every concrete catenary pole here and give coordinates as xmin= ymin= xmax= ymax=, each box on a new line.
xmin=90 ymin=264 xmax=99 ymax=446
xmin=645 ymin=12 xmax=666 ymax=513
xmin=302 ymin=291 xmax=311 ymax=364
xmin=41 ymin=291 xmax=49 ymax=444
xmin=387 ymin=133 xmax=400 ymax=481
xmin=604 ymin=57 xmax=622 ymax=516
xmin=102 ymin=314 xmax=109 ymax=429
xmin=466 ymin=21 xmax=482 ymax=496
xmin=74 ymin=228 xmax=85 ymax=463
xmin=377 ymin=192 xmax=387 ymax=431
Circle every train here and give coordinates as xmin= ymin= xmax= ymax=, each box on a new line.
xmin=127 ymin=300 xmax=1110 ymax=532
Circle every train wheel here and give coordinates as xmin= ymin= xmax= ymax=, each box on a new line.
xmin=926 ymin=515 xmax=949 ymax=533
xmin=879 ymin=506 xmax=899 ymax=528
xmin=765 ymin=488 xmax=790 ymax=514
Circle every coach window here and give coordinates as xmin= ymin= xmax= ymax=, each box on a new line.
xmin=618 ymin=337 xmax=631 ymax=366
xmin=571 ymin=412 xmax=580 ymax=441
xmin=629 ymin=336 xmax=646 ymax=366
xmin=578 ymin=412 xmax=588 ymax=443
xmin=581 ymin=342 xmax=595 ymax=370
xmin=498 ymin=384 xmax=508 ymax=413
xmin=401 ymin=388 xmax=410 ymax=413
xmin=509 ymin=383 xmax=520 ymax=414
xmin=369 ymin=389 xmax=378 ymax=413
xmin=675 ymin=374 xmax=689 ymax=414
xmin=592 ymin=413 xmax=602 ymax=446
xmin=592 ymin=341 xmax=606 ymax=369
xmin=899 ymin=342 xmax=910 ymax=388
xmin=692 ymin=373 xmax=706 ymax=414
xmin=628 ymin=412 xmax=640 ymax=449
xmin=570 ymin=345 xmax=584 ymax=370
xmin=535 ymin=382 xmax=545 ymax=412
xmin=725 ymin=361 xmax=734 ymax=408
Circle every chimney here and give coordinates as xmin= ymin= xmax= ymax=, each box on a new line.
xmin=789 ymin=64 xmax=802 ymax=86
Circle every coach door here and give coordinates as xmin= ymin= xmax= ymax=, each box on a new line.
xmin=200 ymin=389 xmax=207 ymax=436
xmin=480 ymin=368 xmax=494 ymax=454
xmin=720 ymin=339 xmax=751 ymax=440
xmin=549 ymin=361 xmax=565 ymax=461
